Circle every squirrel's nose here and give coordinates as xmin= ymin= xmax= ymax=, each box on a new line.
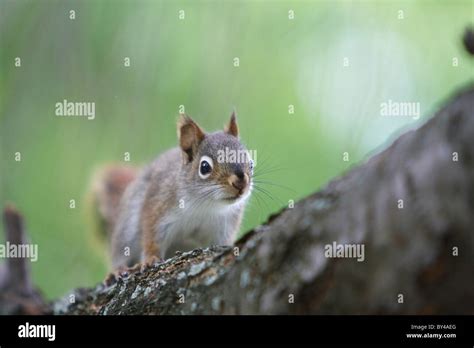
xmin=229 ymin=174 xmax=248 ymax=194
xmin=235 ymin=169 xmax=245 ymax=180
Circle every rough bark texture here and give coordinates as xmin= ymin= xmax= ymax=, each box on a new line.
xmin=2 ymin=85 xmax=474 ymax=315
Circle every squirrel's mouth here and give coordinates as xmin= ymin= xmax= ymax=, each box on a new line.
xmin=221 ymin=190 xmax=247 ymax=203
xmin=222 ymin=184 xmax=252 ymax=203
xmin=222 ymin=195 xmax=240 ymax=202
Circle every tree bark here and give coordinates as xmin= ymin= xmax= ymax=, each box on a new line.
xmin=2 ymin=85 xmax=474 ymax=315
xmin=54 ymin=85 xmax=474 ymax=315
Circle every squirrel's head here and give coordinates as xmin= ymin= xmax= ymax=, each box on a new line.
xmin=177 ymin=112 xmax=253 ymax=205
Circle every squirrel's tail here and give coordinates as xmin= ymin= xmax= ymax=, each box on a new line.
xmin=86 ymin=164 xmax=138 ymax=244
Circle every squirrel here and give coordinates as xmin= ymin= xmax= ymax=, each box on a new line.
xmin=91 ymin=112 xmax=253 ymax=269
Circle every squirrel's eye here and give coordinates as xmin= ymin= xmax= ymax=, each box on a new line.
xmin=249 ymin=159 xmax=254 ymax=174
xmin=199 ymin=156 xmax=213 ymax=179
xmin=201 ymin=161 xmax=211 ymax=174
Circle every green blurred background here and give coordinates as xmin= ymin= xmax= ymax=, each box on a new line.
xmin=0 ymin=0 xmax=472 ymax=299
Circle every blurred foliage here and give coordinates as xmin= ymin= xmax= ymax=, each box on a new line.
xmin=0 ymin=0 xmax=472 ymax=298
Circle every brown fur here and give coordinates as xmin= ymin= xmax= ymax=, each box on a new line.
xmin=93 ymin=113 xmax=252 ymax=269
xmin=91 ymin=165 xmax=138 ymax=239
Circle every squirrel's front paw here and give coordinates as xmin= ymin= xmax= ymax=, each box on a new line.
xmin=103 ymin=265 xmax=131 ymax=286
xmin=142 ymin=255 xmax=162 ymax=269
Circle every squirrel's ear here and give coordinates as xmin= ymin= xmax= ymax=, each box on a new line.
xmin=178 ymin=114 xmax=205 ymax=162
xmin=225 ymin=111 xmax=239 ymax=138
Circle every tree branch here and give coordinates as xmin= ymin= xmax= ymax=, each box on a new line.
xmin=49 ymin=84 xmax=474 ymax=315
xmin=2 ymin=85 xmax=473 ymax=315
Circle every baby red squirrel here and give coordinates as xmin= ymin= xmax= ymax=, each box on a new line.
xmin=93 ymin=112 xmax=253 ymax=269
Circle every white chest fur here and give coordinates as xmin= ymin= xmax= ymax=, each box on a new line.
xmin=155 ymin=198 xmax=240 ymax=259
